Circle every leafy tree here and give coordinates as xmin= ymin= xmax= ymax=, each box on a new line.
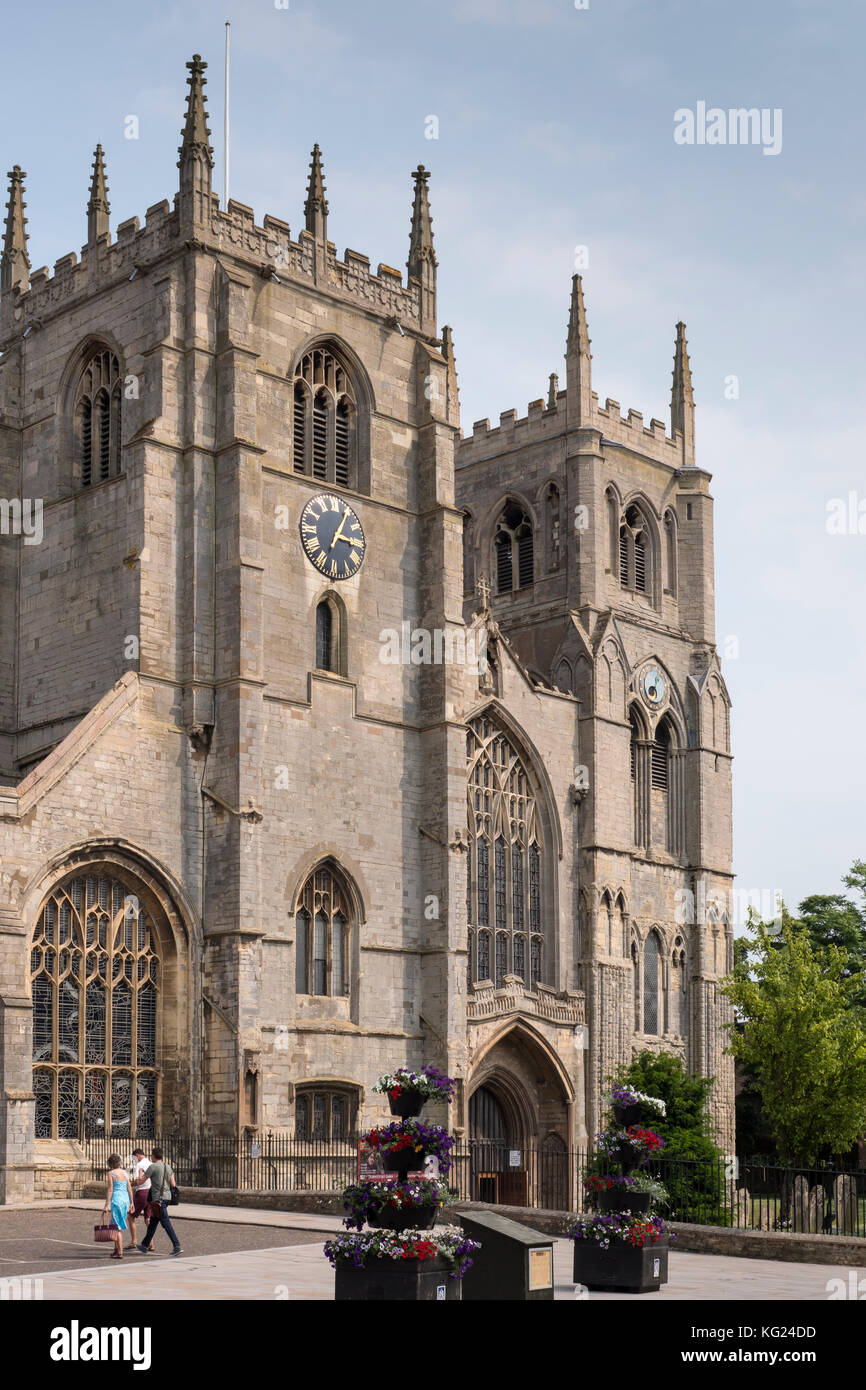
xmin=797 ymin=887 xmax=866 ymax=1010
xmin=722 ymin=911 xmax=866 ymax=1162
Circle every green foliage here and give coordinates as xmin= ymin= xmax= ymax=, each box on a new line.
xmin=722 ymin=910 xmax=866 ymax=1162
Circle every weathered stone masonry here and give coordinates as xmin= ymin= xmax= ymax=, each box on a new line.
xmin=0 ymin=53 xmax=733 ymax=1202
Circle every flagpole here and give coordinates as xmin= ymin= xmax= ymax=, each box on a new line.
xmin=224 ymin=20 xmax=231 ymax=207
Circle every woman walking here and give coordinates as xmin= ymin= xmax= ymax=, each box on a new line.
xmin=102 ymin=1154 xmax=133 ymax=1260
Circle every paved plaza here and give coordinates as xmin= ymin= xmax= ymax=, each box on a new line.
xmin=0 ymin=1200 xmax=854 ymax=1301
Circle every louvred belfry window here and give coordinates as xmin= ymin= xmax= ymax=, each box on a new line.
xmin=619 ymin=504 xmax=650 ymax=595
xmin=651 ymin=721 xmax=670 ymax=790
xmin=292 ymin=347 xmax=357 ymax=488
xmin=31 ymin=874 xmax=160 ymax=1138
xmin=75 ymin=349 xmax=122 ymax=487
xmin=494 ymin=501 xmax=534 ymax=594
xmin=466 ymin=715 xmax=545 ymax=987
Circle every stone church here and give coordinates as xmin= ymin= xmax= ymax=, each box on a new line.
xmin=0 ymin=55 xmax=734 ymax=1203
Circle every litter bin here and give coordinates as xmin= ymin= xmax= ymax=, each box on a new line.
xmin=459 ymin=1210 xmax=555 ymax=1301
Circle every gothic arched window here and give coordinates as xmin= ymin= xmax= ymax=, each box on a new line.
xmin=494 ymin=501 xmax=534 ymax=594
xmin=294 ymin=863 xmax=352 ymax=998
xmin=313 ymin=594 xmax=346 ymax=676
xmin=619 ymin=503 xmax=650 ymax=595
xmin=643 ymin=932 xmax=661 ymax=1035
xmin=75 ymin=349 xmax=122 ymax=487
xmin=292 ymin=347 xmax=357 ymax=488
xmin=31 ymin=873 xmax=160 ymax=1138
xmin=316 ymin=600 xmax=333 ymax=671
xmin=466 ymin=715 xmax=546 ymax=987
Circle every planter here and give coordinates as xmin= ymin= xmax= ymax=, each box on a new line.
xmin=597 ymin=1189 xmax=652 ymax=1215
xmin=573 ymin=1237 xmax=668 ymax=1294
xmin=370 ymin=1203 xmax=437 ymax=1233
xmin=388 ymin=1090 xmax=426 ymax=1119
xmin=384 ymin=1146 xmax=427 ymax=1179
xmin=612 ymin=1143 xmax=641 ymax=1172
xmin=335 ymin=1255 xmax=462 ymax=1301
xmin=612 ymin=1102 xmax=644 ymax=1129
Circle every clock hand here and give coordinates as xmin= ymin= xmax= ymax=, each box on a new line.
xmin=330 ymin=511 xmax=350 ymax=549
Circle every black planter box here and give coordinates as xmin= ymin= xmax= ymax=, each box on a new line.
xmin=572 ymin=1238 xmax=668 ymax=1294
xmin=612 ymin=1102 xmax=644 ymax=1129
xmin=334 ymin=1255 xmax=462 ymax=1301
xmin=383 ymin=1146 xmax=429 ymax=1178
xmin=597 ymin=1189 xmax=651 ymax=1214
xmin=370 ymin=1204 xmax=437 ymax=1232
xmin=388 ymin=1091 xmax=426 ymax=1118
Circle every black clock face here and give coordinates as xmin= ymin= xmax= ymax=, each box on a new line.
xmin=299 ymin=493 xmax=366 ymax=581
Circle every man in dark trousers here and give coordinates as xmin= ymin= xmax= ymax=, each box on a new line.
xmin=135 ymin=1147 xmax=183 ymax=1256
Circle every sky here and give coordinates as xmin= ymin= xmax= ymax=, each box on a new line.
xmin=2 ymin=0 xmax=864 ymax=922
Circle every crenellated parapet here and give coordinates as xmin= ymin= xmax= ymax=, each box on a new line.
xmin=457 ymin=386 xmax=687 ymax=472
xmin=0 ymin=53 xmax=430 ymax=347
xmin=457 ymin=276 xmax=702 ymax=476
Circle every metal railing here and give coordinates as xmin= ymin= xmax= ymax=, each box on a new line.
xmin=84 ymin=1134 xmax=866 ymax=1235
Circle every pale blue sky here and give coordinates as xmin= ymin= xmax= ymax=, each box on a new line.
xmin=3 ymin=0 xmax=864 ymax=918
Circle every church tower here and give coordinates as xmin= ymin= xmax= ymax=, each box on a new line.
xmin=0 ymin=53 xmax=732 ymax=1205
xmin=455 ymin=278 xmax=734 ymax=1148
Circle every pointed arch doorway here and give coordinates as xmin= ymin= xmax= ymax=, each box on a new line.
xmin=468 ymin=1024 xmax=573 ymax=1209
xmin=469 ymin=1081 xmax=528 ymax=1206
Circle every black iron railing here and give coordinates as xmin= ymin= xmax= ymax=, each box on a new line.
xmin=83 ymin=1134 xmax=866 ymax=1235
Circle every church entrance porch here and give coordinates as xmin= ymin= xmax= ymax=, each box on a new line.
xmin=466 ymin=1022 xmax=574 ymax=1210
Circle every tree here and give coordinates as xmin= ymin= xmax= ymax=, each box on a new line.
xmin=722 ymin=911 xmax=866 ymax=1161
xmin=794 ymin=858 xmax=866 ymax=1010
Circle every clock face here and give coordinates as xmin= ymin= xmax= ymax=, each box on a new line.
xmin=643 ymin=666 xmax=666 ymax=705
xmin=299 ymin=493 xmax=366 ymax=581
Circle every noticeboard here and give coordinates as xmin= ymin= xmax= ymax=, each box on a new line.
xmin=527 ymin=1246 xmax=553 ymax=1291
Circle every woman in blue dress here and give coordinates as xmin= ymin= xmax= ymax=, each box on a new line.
xmin=103 ymin=1155 xmax=133 ymax=1260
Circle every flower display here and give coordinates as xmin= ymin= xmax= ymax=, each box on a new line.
xmin=324 ymin=1225 xmax=480 ymax=1279
xmin=372 ymin=1065 xmax=456 ymax=1104
xmin=584 ymin=1173 xmax=637 ymax=1195
xmin=608 ymin=1086 xmax=667 ymax=1118
xmin=362 ymin=1117 xmax=456 ymax=1171
xmin=584 ymin=1172 xmax=669 ymax=1204
xmin=568 ymin=1213 xmax=674 ymax=1251
xmin=596 ymin=1126 xmax=665 ymax=1161
xmin=341 ymin=1178 xmax=455 ymax=1231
